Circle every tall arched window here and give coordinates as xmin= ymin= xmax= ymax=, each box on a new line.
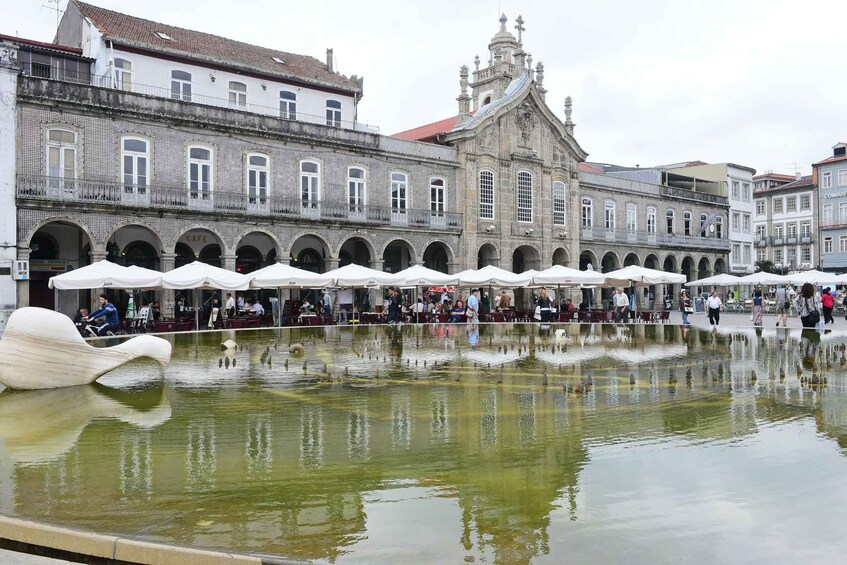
xmin=715 ymin=216 xmax=723 ymax=239
xmin=553 ymin=181 xmax=566 ymax=226
xmin=121 ymin=136 xmax=149 ymax=195
xmin=391 ymin=172 xmax=407 ymax=212
xmin=326 ymin=100 xmax=342 ymax=126
xmin=516 ymin=171 xmax=532 ymax=223
xmin=247 ymin=153 xmax=269 ymax=205
xmin=479 ymin=170 xmax=494 ymax=220
xmin=626 ymin=203 xmax=636 ymax=232
xmin=683 ymin=211 xmax=692 ymax=235
xmin=188 ymin=146 xmax=213 ymax=202
xmin=46 ymin=128 xmax=77 ymax=180
xmin=604 ymin=201 xmax=615 ymax=231
xmin=647 ymin=207 xmax=656 ymax=234
xmin=348 ymin=167 xmax=366 ymax=214
xmin=581 ymin=198 xmax=593 ymax=228
xmin=300 ymin=161 xmax=320 ymax=209
xmin=170 ymin=70 xmax=191 ymax=101
xmin=430 ymin=177 xmax=446 ymax=222
xmin=114 ymin=58 xmax=132 ymax=90
xmin=700 ymin=213 xmax=708 ymax=237
xmin=666 ymin=209 xmax=675 ymax=234
xmin=279 ymin=91 xmax=296 ymax=120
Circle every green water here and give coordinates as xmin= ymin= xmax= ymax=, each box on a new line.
xmin=1 ymin=323 xmax=847 ymax=564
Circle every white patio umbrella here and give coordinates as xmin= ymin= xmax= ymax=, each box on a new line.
xmin=531 ymin=265 xmax=606 ymax=287
xmin=394 ymin=265 xmax=460 ymax=287
xmin=735 ymin=271 xmax=788 ymax=285
xmin=161 ymin=261 xmax=250 ymax=329
xmin=684 ymin=273 xmax=742 ymax=287
xmin=603 ymin=265 xmax=686 ymax=287
xmin=49 ymin=260 xmax=161 ymax=290
xmin=248 ymin=262 xmax=334 ymax=289
xmin=783 ymin=269 xmax=843 ymax=286
xmin=456 ymin=265 xmax=532 ymax=287
xmin=323 ymin=263 xmax=403 ymax=287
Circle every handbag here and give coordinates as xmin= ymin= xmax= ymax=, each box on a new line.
xmin=684 ymin=307 xmax=693 ymax=313
xmin=533 ymin=305 xmax=541 ymax=321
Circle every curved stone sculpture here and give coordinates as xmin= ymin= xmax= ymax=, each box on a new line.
xmin=0 ymin=307 xmax=172 ymax=390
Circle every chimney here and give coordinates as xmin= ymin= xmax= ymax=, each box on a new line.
xmin=795 ymin=171 xmax=802 ymax=181
xmin=326 ymin=48 xmax=334 ymax=72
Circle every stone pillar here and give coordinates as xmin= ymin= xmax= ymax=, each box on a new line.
xmin=221 ymin=254 xmax=237 ymax=271
xmin=161 ymin=252 xmax=176 ymax=318
xmin=325 ymin=257 xmax=340 ymax=271
xmin=370 ymin=260 xmax=385 ymax=312
xmin=0 ymin=41 xmax=18 ymax=334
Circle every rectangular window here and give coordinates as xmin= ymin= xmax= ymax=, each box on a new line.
xmin=604 ymin=201 xmax=615 ymax=231
xmin=824 ymin=204 xmax=834 ymax=225
xmin=46 ymin=129 xmax=77 ymax=184
xmin=114 ymin=58 xmax=132 ymax=91
xmin=279 ymin=91 xmax=297 ymax=120
xmin=626 ymin=204 xmax=636 ymax=232
xmin=824 ymin=237 xmax=833 ymax=254
xmin=732 ymin=213 xmax=740 ymax=231
xmin=581 ymin=199 xmax=593 ymax=228
xmin=840 ymin=236 xmax=847 ymax=253
xmin=786 ymin=196 xmax=796 ymax=213
xmin=300 ymin=161 xmax=320 ymax=209
xmin=732 ymin=243 xmax=740 ymax=258
xmin=774 ymin=198 xmax=783 ymax=213
xmin=801 ymin=245 xmax=811 ymax=262
xmin=121 ymin=137 xmax=148 ymax=195
xmin=800 ymin=194 xmax=810 ymax=211
xmin=756 ymin=225 xmax=766 ymax=239
xmin=516 ymin=171 xmax=533 ymax=223
xmin=757 ymin=248 xmax=766 ymax=262
xmin=839 ymin=169 xmax=847 ymax=187
xmin=170 ymin=70 xmax=192 ymax=101
xmin=841 ymin=203 xmax=847 ymax=224
xmin=731 ymin=181 xmax=739 ymax=199
xmin=742 ymin=182 xmax=750 ymax=201
xmin=742 ymin=214 xmax=750 ymax=233
xmin=391 ymin=172 xmax=407 ymax=212
xmin=801 ymin=221 xmax=811 ymax=238
xmin=774 ymin=224 xmax=783 ymax=239
xmin=787 ymin=223 xmax=797 ymax=238
xmin=666 ymin=210 xmax=674 ymax=235
xmin=647 ymin=207 xmax=656 ymax=234
xmin=743 ymin=245 xmax=751 ymax=264
xmin=430 ymin=178 xmax=445 ymax=217
xmin=821 ymin=171 xmax=832 ymax=189
xmin=348 ymin=168 xmax=366 ymax=213
xmin=247 ymin=154 xmax=268 ymax=205
xmin=228 ymin=81 xmax=247 ymax=109
xmin=188 ymin=147 xmax=212 ymax=201
xmin=756 ymin=199 xmax=765 ymax=215
xmin=326 ymin=100 xmax=342 ymax=127
xmin=479 ymin=170 xmax=494 ymax=220
xmin=775 ymin=248 xmax=783 ymax=264
xmin=553 ymin=181 xmax=566 ymax=226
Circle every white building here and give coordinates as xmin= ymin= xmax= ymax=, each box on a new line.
xmin=0 ymin=40 xmax=19 ymax=332
xmin=753 ymin=173 xmax=816 ymax=272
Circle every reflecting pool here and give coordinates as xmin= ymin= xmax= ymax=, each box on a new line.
xmin=2 ymin=323 xmax=847 ymax=564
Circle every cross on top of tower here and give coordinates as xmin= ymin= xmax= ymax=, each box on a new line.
xmin=514 ymin=15 xmax=525 ymax=45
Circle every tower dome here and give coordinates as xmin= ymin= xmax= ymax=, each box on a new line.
xmin=488 ymin=14 xmax=519 ymax=63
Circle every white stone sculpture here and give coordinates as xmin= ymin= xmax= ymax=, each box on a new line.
xmin=0 ymin=307 xmax=172 ymax=390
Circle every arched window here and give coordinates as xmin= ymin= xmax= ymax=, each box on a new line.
xmin=581 ymin=198 xmax=593 ymax=228
xmin=700 ymin=213 xmax=708 ymax=237
xmin=279 ymin=91 xmax=297 ymax=120
xmin=170 ymin=70 xmax=191 ymax=101
xmin=646 ymin=207 xmax=656 ymax=234
xmin=228 ymin=81 xmax=247 ymax=108
xmin=247 ymin=153 xmax=269 ymax=205
xmin=479 ymin=170 xmax=494 ymax=220
xmin=666 ymin=209 xmax=675 ymax=234
xmin=683 ymin=211 xmax=692 ymax=235
xmin=187 ymin=146 xmax=213 ymax=201
xmin=114 ymin=58 xmax=132 ymax=90
xmin=626 ymin=203 xmax=636 ymax=232
xmin=430 ymin=177 xmax=446 ymax=220
xmin=326 ymin=99 xmax=342 ymax=126
xmin=553 ymin=181 xmax=566 ymax=226
xmin=482 ymin=96 xmax=491 ymax=106
xmin=391 ymin=172 xmax=407 ymax=212
xmin=604 ymin=201 xmax=615 ymax=231
xmin=516 ymin=171 xmax=532 ymax=223
xmin=46 ymin=129 xmax=77 ymax=181
xmin=300 ymin=161 xmax=320 ymax=209
xmin=348 ymin=167 xmax=366 ymax=214
xmin=715 ymin=216 xmax=723 ymax=239
xmin=121 ymin=137 xmax=149 ymax=195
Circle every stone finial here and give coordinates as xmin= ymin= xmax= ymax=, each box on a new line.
xmin=536 ymin=61 xmax=546 ymax=100
xmin=474 ymin=54 xmax=480 ymax=71
xmin=499 ymin=13 xmax=508 ymax=32
xmin=526 ymin=53 xmax=533 ymax=70
xmin=515 ymin=15 xmax=525 ymax=46
xmin=457 ymin=65 xmax=471 ymax=119
xmin=564 ymin=96 xmax=575 ymax=134
xmin=459 ymin=65 xmax=469 ymax=93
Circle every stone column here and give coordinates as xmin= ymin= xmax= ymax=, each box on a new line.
xmin=370 ymin=260 xmax=385 ymax=312
xmin=221 ymin=254 xmax=237 ymax=271
xmin=161 ymin=252 xmax=176 ymax=318
xmin=325 ymin=257 xmax=340 ymax=272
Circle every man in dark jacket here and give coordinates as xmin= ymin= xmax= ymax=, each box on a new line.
xmin=85 ymin=294 xmax=119 ymax=336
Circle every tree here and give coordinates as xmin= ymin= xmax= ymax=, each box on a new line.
xmin=754 ymin=260 xmax=782 ymax=274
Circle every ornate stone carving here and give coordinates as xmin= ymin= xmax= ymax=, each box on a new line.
xmin=515 ymin=102 xmax=535 ymax=147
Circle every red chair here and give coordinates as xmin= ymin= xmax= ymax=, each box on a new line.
xmin=639 ymin=311 xmax=652 ymax=323
xmin=558 ymin=312 xmax=573 ymax=323
xmin=490 ymin=312 xmax=505 ymax=323
xmin=227 ymin=318 xmax=247 ymax=329
xmin=660 ymin=311 xmax=670 ymax=323
xmin=245 ymin=317 xmax=261 ymax=328
xmin=577 ymin=311 xmax=590 ymax=323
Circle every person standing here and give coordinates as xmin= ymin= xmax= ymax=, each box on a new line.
xmin=499 ymin=290 xmax=511 ymax=310
xmin=679 ymin=290 xmax=692 ymax=325
xmin=537 ymin=288 xmax=552 ymax=322
xmin=706 ymin=291 xmax=723 ymax=326
xmin=387 ymin=287 xmax=400 ymax=324
xmin=795 ymin=282 xmax=820 ymax=328
xmin=614 ymin=288 xmax=629 ymax=322
xmin=466 ymin=289 xmax=480 ymax=323
xmin=775 ymin=285 xmax=788 ymax=327
xmin=225 ymin=292 xmax=236 ymax=318
xmin=821 ymin=287 xmax=834 ymax=324
xmin=751 ymin=286 xmax=764 ymax=326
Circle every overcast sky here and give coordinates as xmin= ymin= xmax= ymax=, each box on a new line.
xmin=7 ymin=0 xmax=846 ymax=175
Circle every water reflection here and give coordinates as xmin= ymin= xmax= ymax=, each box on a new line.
xmin=1 ymin=324 xmax=847 ymax=563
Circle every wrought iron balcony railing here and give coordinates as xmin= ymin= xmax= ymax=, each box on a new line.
xmin=579 ymin=225 xmax=730 ymax=251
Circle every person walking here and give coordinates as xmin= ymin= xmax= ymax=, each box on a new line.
xmin=795 ymin=282 xmax=820 ymax=328
xmin=679 ymin=290 xmax=693 ymax=325
xmin=706 ymin=291 xmax=723 ymax=326
xmin=614 ymin=288 xmax=629 ymax=322
xmin=466 ymin=289 xmax=480 ymax=324
xmin=821 ymin=287 xmax=834 ymax=324
xmin=751 ymin=286 xmax=764 ymax=327
xmin=775 ymin=285 xmax=788 ymax=327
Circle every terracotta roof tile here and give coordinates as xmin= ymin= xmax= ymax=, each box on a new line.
xmin=74 ymin=1 xmax=360 ymax=93
xmin=0 ymin=33 xmax=85 ymax=55
xmin=814 ymin=155 xmax=847 ymax=166
xmin=754 ymin=175 xmax=814 ymax=194
xmin=579 ymin=163 xmax=604 ymax=173
xmin=392 ymin=116 xmax=459 ymax=142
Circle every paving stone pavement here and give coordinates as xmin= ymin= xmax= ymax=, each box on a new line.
xmin=0 ymin=549 xmax=72 ymax=564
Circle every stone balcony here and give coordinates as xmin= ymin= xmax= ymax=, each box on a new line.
xmin=16 ymin=174 xmax=463 ymax=233
xmin=579 ymin=225 xmax=730 ymax=252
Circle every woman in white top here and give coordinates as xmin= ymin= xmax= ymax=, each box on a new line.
xmin=706 ymin=291 xmax=723 ymax=326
